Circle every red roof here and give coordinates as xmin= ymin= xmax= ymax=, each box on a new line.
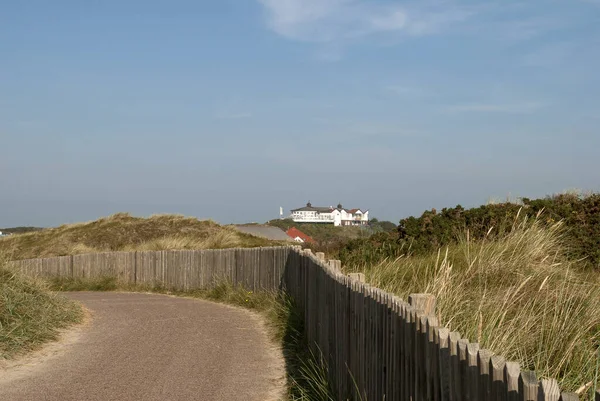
xmin=286 ymin=227 xmax=315 ymax=244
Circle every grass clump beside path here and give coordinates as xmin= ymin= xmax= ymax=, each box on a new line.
xmin=0 ymin=257 xmax=83 ymax=359
xmin=0 ymin=213 xmax=279 ymax=261
xmin=346 ymin=214 xmax=600 ymax=398
xmin=48 ymin=277 xmax=335 ymax=400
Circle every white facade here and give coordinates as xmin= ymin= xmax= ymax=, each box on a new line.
xmin=290 ymin=203 xmax=369 ymax=226
xmin=290 ymin=210 xmax=335 ymax=223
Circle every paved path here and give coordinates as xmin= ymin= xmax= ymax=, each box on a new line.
xmin=0 ymin=292 xmax=285 ymax=401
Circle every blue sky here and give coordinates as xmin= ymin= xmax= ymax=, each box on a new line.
xmin=1 ymin=0 xmax=599 ymax=227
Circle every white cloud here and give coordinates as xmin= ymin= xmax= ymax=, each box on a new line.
xmin=445 ymin=102 xmax=545 ymax=114
xmin=257 ymin=0 xmax=474 ymax=43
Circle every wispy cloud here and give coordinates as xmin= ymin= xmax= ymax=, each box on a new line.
xmin=385 ymin=85 xmax=435 ymax=97
xmin=257 ymin=0 xmax=474 ymax=43
xmin=216 ymin=112 xmax=253 ymax=120
xmin=445 ymin=102 xmax=545 ymax=114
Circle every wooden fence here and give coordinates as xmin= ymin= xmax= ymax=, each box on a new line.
xmin=9 ymin=247 xmax=600 ymax=401
xmin=9 ymin=247 xmax=290 ymax=292
xmin=285 ymin=249 xmax=599 ymax=401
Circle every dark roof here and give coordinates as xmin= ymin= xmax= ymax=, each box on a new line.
xmin=290 ymin=202 xmax=368 ymax=214
xmin=291 ymin=206 xmax=333 ymax=212
xmin=290 ymin=202 xmax=333 ymax=213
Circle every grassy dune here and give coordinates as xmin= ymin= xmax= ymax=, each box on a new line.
xmin=0 ymin=256 xmax=83 ymax=359
xmin=0 ymin=213 xmax=277 ymax=261
xmin=346 ymin=214 xmax=600 ymax=396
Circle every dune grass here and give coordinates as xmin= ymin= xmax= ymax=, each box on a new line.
xmin=0 ymin=256 xmax=83 ymax=359
xmin=346 ymin=213 xmax=600 ymax=398
xmin=0 ymin=213 xmax=278 ymax=261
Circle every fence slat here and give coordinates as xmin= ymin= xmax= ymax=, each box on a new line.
xmin=519 ymin=370 xmax=538 ymax=401
xmin=427 ymin=317 xmax=440 ymax=401
xmin=505 ymin=362 xmax=520 ymax=401
xmin=467 ymin=343 xmax=480 ymax=401
xmin=438 ymin=328 xmax=451 ymax=401
xmin=538 ymin=379 xmax=560 ymax=401
xmin=478 ymin=349 xmax=494 ymax=401
xmin=490 ymin=355 xmax=506 ymax=401
xmin=449 ymin=331 xmax=461 ymax=401
xmin=458 ymin=338 xmax=469 ymax=401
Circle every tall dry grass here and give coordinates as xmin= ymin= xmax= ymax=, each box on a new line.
xmin=123 ymin=229 xmax=243 ymax=251
xmin=347 ymin=213 xmax=600 ymax=397
xmin=0 ymin=254 xmax=83 ymax=358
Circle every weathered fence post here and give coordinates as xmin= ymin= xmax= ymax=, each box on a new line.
xmin=519 ymin=370 xmax=538 ymax=401
xmin=438 ymin=328 xmax=451 ymax=401
xmin=478 ymin=349 xmax=494 ymax=400
xmin=408 ymin=293 xmax=436 ymax=316
xmin=348 ymin=272 xmax=366 ymax=283
xmin=467 ymin=343 xmax=480 ymax=401
xmin=448 ymin=331 xmax=461 ymax=400
xmin=316 ymin=252 xmax=325 ymax=261
xmin=458 ymin=339 xmax=470 ymax=401
xmin=538 ymin=378 xmax=560 ymax=401
xmin=490 ymin=355 xmax=506 ymax=401
xmin=505 ymin=361 xmax=520 ymax=401
xmin=328 ymin=259 xmax=342 ymax=273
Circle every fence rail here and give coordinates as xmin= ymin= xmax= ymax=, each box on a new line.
xmin=9 ymin=247 xmax=599 ymax=401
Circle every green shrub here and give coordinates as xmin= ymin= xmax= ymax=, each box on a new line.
xmin=340 ymin=192 xmax=600 ymax=269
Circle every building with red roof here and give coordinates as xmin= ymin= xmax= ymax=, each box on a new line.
xmin=286 ymin=227 xmax=315 ymax=244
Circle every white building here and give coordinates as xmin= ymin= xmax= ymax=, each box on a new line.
xmin=290 ymin=203 xmax=369 ymax=226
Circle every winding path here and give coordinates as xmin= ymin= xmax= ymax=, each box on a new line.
xmin=0 ymin=292 xmax=285 ymax=401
